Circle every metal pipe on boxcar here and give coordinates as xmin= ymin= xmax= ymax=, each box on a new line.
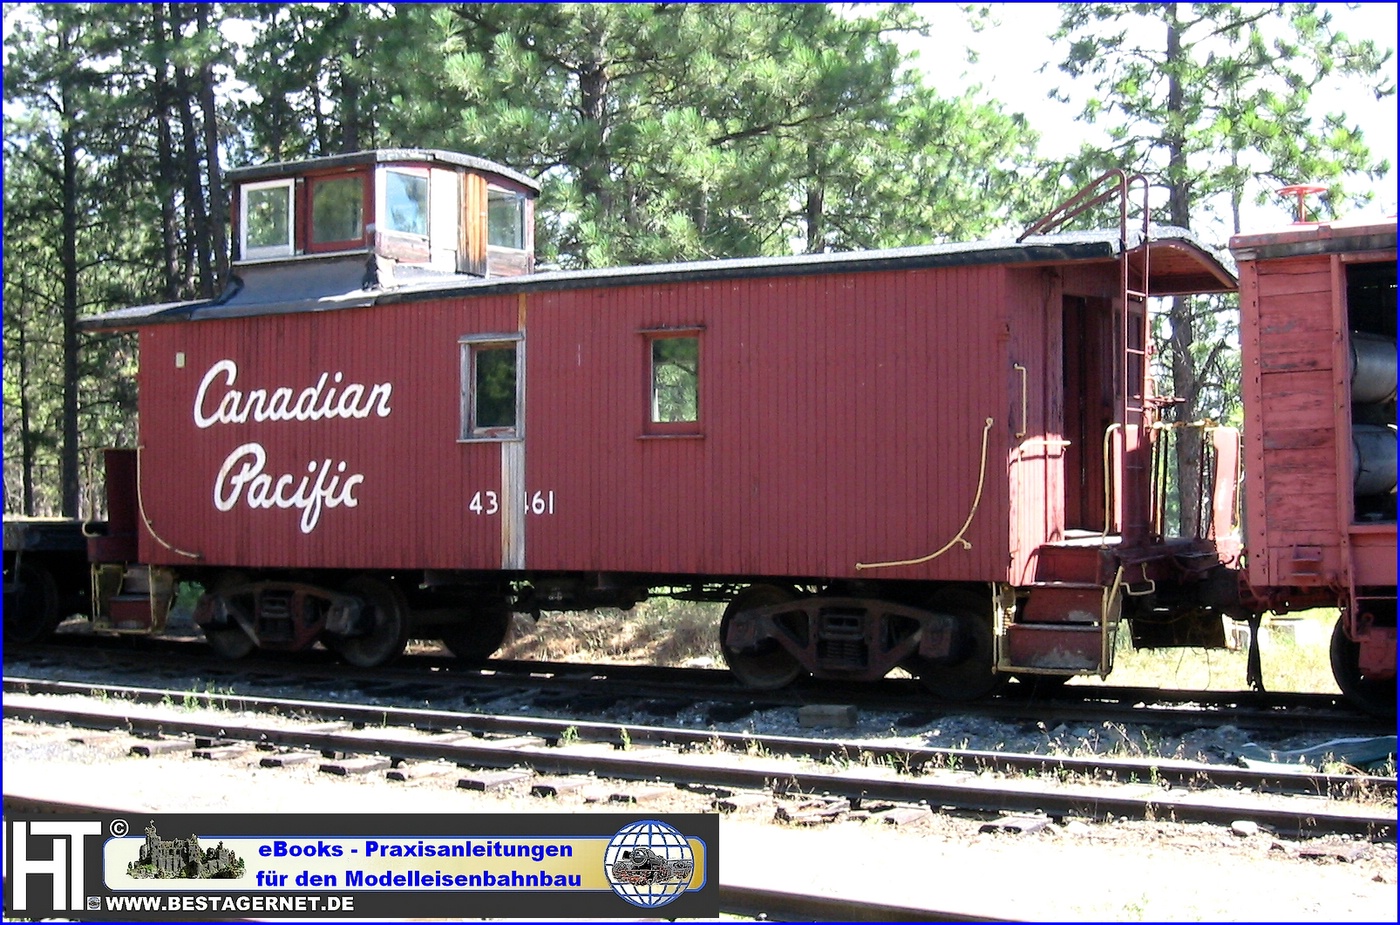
xmin=1350 ymin=332 xmax=1397 ymax=405
xmin=1353 ymin=425 xmax=1398 ymax=497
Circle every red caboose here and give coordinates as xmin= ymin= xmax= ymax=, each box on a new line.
xmin=82 ymin=153 xmax=1244 ymax=701
xmin=1231 ymin=211 xmax=1397 ymax=714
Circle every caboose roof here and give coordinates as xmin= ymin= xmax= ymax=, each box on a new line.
xmin=79 ymin=225 xmax=1236 ymax=331
xmin=225 ymin=147 xmax=540 ymax=193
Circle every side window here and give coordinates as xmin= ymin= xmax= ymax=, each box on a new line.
xmin=459 ymin=335 xmax=523 ymax=440
xmin=646 ymin=332 xmax=700 ymax=434
xmin=240 ymin=179 xmax=295 ymax=259
xmin=310 ymin=175 xmax=365 ymax=246
xmin=383 ymin=168 xmax=429 ymax=237
xmin=487 ymin=186 xmax=526 ymax=249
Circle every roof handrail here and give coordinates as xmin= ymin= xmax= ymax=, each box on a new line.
xmin=1018 ymin=169 xmax=1150 ymax=247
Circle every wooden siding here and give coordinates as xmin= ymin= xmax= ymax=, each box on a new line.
xmin=1239 ymin=254 xmax=1344 ymax=587
xmin=460 ymin=173 xmax=487 ymax=276
xmin=1006 ymin=267 xmax=1065 ymax=584
xmin=134 ymin=261 xmax=1124 ymax=584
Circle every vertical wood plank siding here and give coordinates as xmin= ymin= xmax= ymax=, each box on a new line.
xmin=136 ymin=260 xmax=1101 ymax=583
xmin=1239 ymin=254 xmax=1343 ymax=587
xmin=461 ymin=173 xmax=487 ymax=275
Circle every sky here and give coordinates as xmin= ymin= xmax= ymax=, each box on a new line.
xmin=900 ymin=2 xmax=1399 ymax=236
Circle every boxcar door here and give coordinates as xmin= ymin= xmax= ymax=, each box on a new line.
xmin=1061 ymin=295 xmax=1115 ymax=533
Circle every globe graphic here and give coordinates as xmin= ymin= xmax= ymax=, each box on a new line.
xmin=603 ymin=820 xmax=696 ymax=909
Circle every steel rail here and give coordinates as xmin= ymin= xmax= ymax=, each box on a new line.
xmin=5 ymin=691 xmax=1393 ymax=839
xmin=6 ymin=676 xmax=1391 ymax=799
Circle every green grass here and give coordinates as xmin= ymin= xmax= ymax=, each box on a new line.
xmin=1080 ymin=608 xmax=1341 ymax=694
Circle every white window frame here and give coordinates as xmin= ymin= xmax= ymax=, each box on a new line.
xmin=239 ymin=178 xmax=295 ymax=259
xmin=378 ymin=166 xmax=431 ymax=239
xmin=486 ymin=185 xmax=527 ymax=250
xmin=458 ymin=333 xmax=525 ymax=442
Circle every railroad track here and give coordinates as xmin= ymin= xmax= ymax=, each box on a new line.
xmin=5 ymin=680 xmax=1394 ymax=838
xmin=9 ymin=634 xmax=1388 ymax=737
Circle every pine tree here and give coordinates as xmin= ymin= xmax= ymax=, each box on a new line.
xmin=1050 ymin=2 xmax=1393 ymax=535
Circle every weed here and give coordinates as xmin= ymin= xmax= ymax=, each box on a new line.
xmin=559 ymin=726 xmax=579 ymax=746
xmin=692 ymin=734 xmax=727 ymax=755
xmin=618 ymin=727 xmax=631 ymax=751
xmin=744 ymin=739 xmax=770 ymax=759
xmin=1121 ymin=893 xmax=1151 ymax=919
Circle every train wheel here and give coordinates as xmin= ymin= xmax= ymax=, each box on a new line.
xmin=3 ymin=561 xmax=61 ymax=644
xmin=439 ymin=599 xmax=513 ymax=663
xmin=330 ymin=575 xmax=410 ymax=668
xmin=911 ymin=588 xmax=1005 ymax=701
xmin=720 ymin=584 xmax=804 ymax=690
xmin=202 ymin=571 xmax=256 ymax=660
xmin=1329 ymin=616 xmax=1397 ymax=718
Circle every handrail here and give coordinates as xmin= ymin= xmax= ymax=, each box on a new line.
xmin=1018 ymin=168 xmax=1148 ymax=244
xmin=1014 ymin=363 xmax=1028 ymax=438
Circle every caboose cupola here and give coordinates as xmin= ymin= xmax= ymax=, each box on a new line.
xmin=228 ymin=148 xmax=539 ymax=280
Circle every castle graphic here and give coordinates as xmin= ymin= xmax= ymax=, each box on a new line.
xmin=126 ymin=822 xmax=245 ymax=879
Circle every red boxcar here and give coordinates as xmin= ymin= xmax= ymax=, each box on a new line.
xmin=1231 ymin=215 xmax=1397 ymax=713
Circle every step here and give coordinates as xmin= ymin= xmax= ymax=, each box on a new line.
xmin=1022 ymin=583 xmax=1103 ymax=625
xmin=1032 ymin=544 xmax=1108 ymax=584
xmin=1004 ymin=624 xmax=1104 ymax=672
xmin=109 ymin=594 xmax=152 ymax=630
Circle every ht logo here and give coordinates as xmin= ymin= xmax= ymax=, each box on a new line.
xmin=9 ymin=821 xmax=102 ymax=912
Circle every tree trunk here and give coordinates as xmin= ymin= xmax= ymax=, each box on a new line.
xmin=171 ymin=5 xmax=212 ymax=298
xmin=804 ymin=145 xmax=825 ymax=253
xmin=152 ymin=2 xmax=181 ymax=301
xmin=334 ymin=5 xmax=363 ymax=154
xmin=196 ymin=3 xmax=228 ymax=288
xmin=576 ymin=20 xmax=612 ymax=220
xmin=1164 ymin=3 xmax=1203 ymax=538
xmin=59 ymin=28 xmax=81 ymax=518
xmin=17 ymin=324 xmax=36 ymax=516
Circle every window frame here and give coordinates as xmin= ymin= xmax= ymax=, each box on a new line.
xmin=378 ymin=165 xmax=431 ymax=240
xmin=458 ymin=333 xmax=525 ymax=442
xmin=486 ymin=185 xmax=527 ymax=250
xmin=641 ymin=327 xmax=703 ymax=437
xmin=239 ymin=178 xmax=296 ymax=260
xmin=306 ymin=170 xmax=371 ymax=253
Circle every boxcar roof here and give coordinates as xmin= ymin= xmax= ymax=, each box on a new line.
xmin=1229 ymin=215 xmax=1397 ymax=262
xmin=80 ymin=225 xmax=1236 ymax=331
